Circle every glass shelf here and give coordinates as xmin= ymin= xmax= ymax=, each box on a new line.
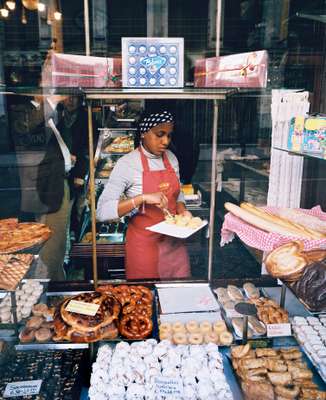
xmin=83 ymin=87 xmax=236 ymax=100
xmin=274 ymin=147 xmax=326 ymax=161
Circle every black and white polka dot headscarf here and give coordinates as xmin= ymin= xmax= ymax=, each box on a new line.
xmin=139 ymin=111 xmax=174 ymax=134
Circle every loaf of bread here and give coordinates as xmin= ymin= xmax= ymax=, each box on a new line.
xmin=225 ymin=202 xmax=326 ymax=240
xmin=225 ymin=202 xmax=318 ymax=239
xmin=274 ymin=208 xmax=326 ymax=235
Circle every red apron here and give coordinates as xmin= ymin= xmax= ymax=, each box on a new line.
xmin=125 ymin=147 xmax=190 ymax=280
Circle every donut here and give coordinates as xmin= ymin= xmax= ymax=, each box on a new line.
xmin=35 ymin=328 xmax=52 ymax=342
xmin=204 ymin=332 xmax=219 ymax=344
xmin=159 ymin=323 xmax=172 ymax=333
xmin=188 ymin=333 xmax=204 ymax=345
xmin=32 ymin=303 xmax=49 ymax=317
xmin=160 ymin=331 xmax=172 ymax=341
xmin=186 ymin=320 xmax=199 ymax=333
xmin=173 ymin=332 xmax=188 ymax=345
xmin=172 ymin=321 xmax=186 ymax=333
xmin=219 ymin=331 xmax=233 ymax=346
xmin=200 ymin=321 xmax=212 ymax=334
xmin=26 ymin=316 xmax=44 ymax=330
xmin=19 ymin=327 xmax=35 ymax=343
xmin=213 ymin=320 xmax=227 ymax=334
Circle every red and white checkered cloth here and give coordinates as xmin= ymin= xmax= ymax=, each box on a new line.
xmin=221 ymin=205 xmax=326 ymax=251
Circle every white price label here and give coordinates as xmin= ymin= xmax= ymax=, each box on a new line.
xmin=65 ymin=300 xmax=99 ymax=316
xmin=155 ymin=376 xmax=183 ymax=398
xmin=267 ymin=323 xmax=291 ymax=337
xmin=4 ymin=380 xmax=42 ymax=397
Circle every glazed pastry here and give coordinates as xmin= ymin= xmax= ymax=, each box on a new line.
xmin=267 ymin=372 xmax=292 ymax=385
xmin=172 ymin=321 xmax=185 ymax=333
xmin=172 ymin=332 xmax=188 ymax=345
xmin=232 ymin=318 xmax=253 ymax=338
xmin=159 ymin=331 xmax=172 ymax=341
xmin=186 ymin=320 xmax=199 ymax=333
xmin=26 ymin=316 xmax=44 ymax=329
xmin=35 ymin=328 xmax=52 ymax=342
xmin=199 ymin=321 xmax=212 ymax=334
xmin=213 ymin=320 xmax=227 ymax=334
xmin=248 ymin=316 xmax=266 ymax=336
xmin=204 ymin=332 xmax=219 ymax=344
xmin=239 ymin=357 xmax=265 ymax=369
xmin=227 ymin=285 xmax=244 ymax=302
xmin=219 ymin=331 xmax=233 ymax=346
xmin=264 ymin=358 xmax=287 ymax=372
xmin=255 ymin=348 xmax=278 ymax=358
xmin=274 ymin=384 xmax=300 ymax=399
xmin=188 ymin=332 xmax=203 ymax=345
xmin=19 ymin=327 xmax=35 ymax=343
xmin=159 ymin=322 xmax=172 ymax=333
xmin=32 ymin=303 xmax=49 ymax=317
xmin=231 ymin=343 xmax=251 ymax=359
xmin=243 ymin=282 xmax=260 ymax=299
xmin=241 ymin=381 xmax=274 ymax=400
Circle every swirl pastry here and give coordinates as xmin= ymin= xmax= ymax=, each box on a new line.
xmin=265 ymin=241 xmax=308 ymax=281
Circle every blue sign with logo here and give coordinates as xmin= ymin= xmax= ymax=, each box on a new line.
xmin=122 ymin=38 xmax=184 ymax=88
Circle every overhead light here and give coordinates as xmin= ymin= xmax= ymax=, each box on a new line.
xmin=6 ymin=1 xmax=15 ymax=10
xmin=54 ymin=11 xmax=61 ymax=20
xmin=0 ymin=8 xmax=9 ymax=17
xmin=37 ymin=2 xmax=45 ymax=12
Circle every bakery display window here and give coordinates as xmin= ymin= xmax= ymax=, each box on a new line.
xmin=0 ymin=0 xmax=325 ymax=398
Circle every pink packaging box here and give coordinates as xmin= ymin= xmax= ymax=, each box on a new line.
xmin=194 ymin=50 xmax=268 ymax=88
xmin=42 ymin=53 xmax=122 ymax=88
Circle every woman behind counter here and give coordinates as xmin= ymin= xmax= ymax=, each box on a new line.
xmin=97 ymin=111 xmax=191 ymax=280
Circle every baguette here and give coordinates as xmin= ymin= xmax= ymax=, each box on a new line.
xmin=224 ymin=202 xmax=314 ymax=239
xmin=241 ymin=202 xmax=321 ymax=239
xmin=275 ymin=208 xmax=326 ymax=234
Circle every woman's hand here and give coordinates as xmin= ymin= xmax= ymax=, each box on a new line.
xmin=144 ymin=192 xmax=168 ymax=209
xmin=180 ymin=210 xmax=192 ymax=219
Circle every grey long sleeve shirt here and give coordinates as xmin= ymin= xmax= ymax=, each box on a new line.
xmin=96 ymin=146 xmax=185 ymax=221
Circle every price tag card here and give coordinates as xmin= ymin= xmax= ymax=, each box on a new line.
xmin=155 ymin=376 xmax=183 ymax=398
xmin=267 ymin=323 xmax=291 ymax=338
xmin=4 ymin=380 xmax=42 ymax=397
xmin=65 ymin=300 xmax=99 ymax=316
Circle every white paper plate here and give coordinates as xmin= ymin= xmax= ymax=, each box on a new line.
xmin=158 ymin=287 xmax=220 ymax=314
xmin=146 ymin=220 xmax=208 ymax=238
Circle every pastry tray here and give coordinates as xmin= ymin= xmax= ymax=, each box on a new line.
xmin=16 ymin=288 xmax=159 ymax=347
xmin=226 ymin=344 xmax=326 ymax=397
xmin=146 ymin=219 xmax=208 ymax=239
xmin=0 ymin=256 xmax=37 ymax=293
xmin=291 ymin=319 xmax=326 ymax=383
xmin=281 ymin=280 xmax=326 ymax=315
xmin=214 ymin=286 xmax=292 ymax=341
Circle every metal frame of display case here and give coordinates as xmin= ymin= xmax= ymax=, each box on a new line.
xmin=84 ymin=88 xmax=235 ymax=288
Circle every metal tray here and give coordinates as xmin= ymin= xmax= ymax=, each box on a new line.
xmin=15 ymin=287 xmax=159 ymax=348
xmin=291 ymin=317 xmax=326 ymax=383
xmin=281 ymin=280 xmax=326 ymax=315
xmin=214 ymin=285 xmax=291 ymax=341
xmin=226 ymin=344 xmax=326 ymax=398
